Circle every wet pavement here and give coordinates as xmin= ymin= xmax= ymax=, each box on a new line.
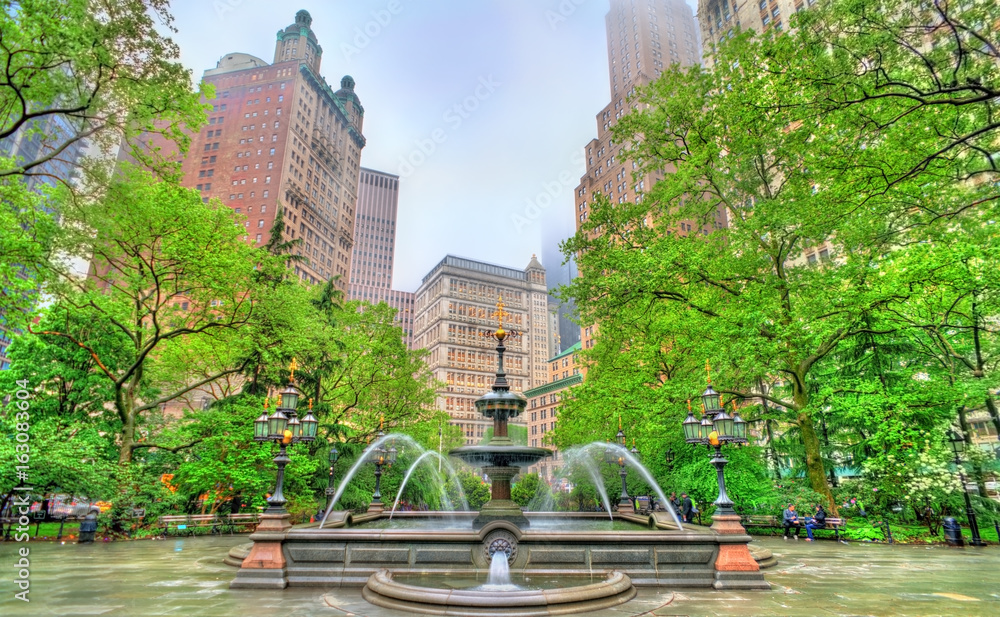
xmin=1 ymin=535 xmax=997 ymax=616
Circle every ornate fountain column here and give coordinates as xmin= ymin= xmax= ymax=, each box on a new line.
xmin=451 ymin=297 xmax=551 ymax=529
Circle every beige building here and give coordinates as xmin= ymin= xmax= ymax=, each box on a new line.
xmin=697 ymin=0 xmax=812 ymax=66
xmin=148 ymin=9 xmax=364 ymax=291
xmin=524 ymin=342 xmax=583 ymax=481
xmin=413 ymin=255 xmax=550 ymax=444
xmin=575 ymin=0 xmax=707 ymax=353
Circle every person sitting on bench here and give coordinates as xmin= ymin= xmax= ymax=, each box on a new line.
xmin=783 ymin=504 xmax=802 ymax=539
xmin=805 ymin=505 xmax=827 ymax=541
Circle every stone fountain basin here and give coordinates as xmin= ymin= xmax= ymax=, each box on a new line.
xmin=449 ymin=445 xmax=552 ymax=468
xmin=361 ymin=568 xmax=636 ymax=616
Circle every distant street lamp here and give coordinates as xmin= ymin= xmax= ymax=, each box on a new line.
xmin=604 ymin=418 xmax=637 ymax=513
xmin=664 ymin=447 xmax=675 ymax=471
xmin=253 ymin=361 xmax=318 ymax=514
xmin=682 ymin=383 xmax=748 ymax=517
xmin=325 ymin=446 xmax=339 ymax=510
xmin=367 ymin=422 xmax=397 ymax=512
xmin=948 ymin=430 xmax=985 ymax=547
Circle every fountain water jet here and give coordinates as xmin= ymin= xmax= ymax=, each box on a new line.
xmin=390 ymin=450 xmax=469 ymax=519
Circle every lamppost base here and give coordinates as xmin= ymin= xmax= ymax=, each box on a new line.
xmin=617 ymin=499 xmax=634 ymax=515
xmin=230 ymin=512 xmax=292 ymax=589
xmin=709 ymin=513 xmax=764 ymax=587
xmin=367 ymin=501 xmax=384 ymax=515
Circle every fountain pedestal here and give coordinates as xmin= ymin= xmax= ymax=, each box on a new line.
xmin=475 ymin=466 xmax=528 ymax=528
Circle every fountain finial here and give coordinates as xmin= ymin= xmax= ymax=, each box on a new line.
xmin=481 ymin=295 xmax=521 ymax=344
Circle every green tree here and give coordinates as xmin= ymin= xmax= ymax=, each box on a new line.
xmin=0 ymin=0 xmax=206 ymax=324
xmin=41 ymin=169 xmax=262 ymax=464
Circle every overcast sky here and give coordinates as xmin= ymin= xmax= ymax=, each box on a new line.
xmin=168 ymin=0 xmax=698 ymax=291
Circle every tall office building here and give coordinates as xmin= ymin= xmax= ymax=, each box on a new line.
xmin=147 ymin=10 xmax=365 ymax=291
xmin=350 ymin=168 xmax=400 ymax=290
xmin=0 ymin=114 xmax=85 ymax=369
xmin=347 ymin=168 xmax=414 ymax=346
xmin=413 ymin=255 xmax=550 ymax=444
xmin=574 ymin=0 xmax=704 ymax=353
xmin=697 ymin=0 xmax=808 ymax=66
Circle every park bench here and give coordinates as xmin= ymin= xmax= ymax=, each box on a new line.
xmin=740 ymin=513 xmax=847 ymax=542
xmin=158 ymin=514 xmax=221 ymax=537
xmin=222 ymin=513 xmax=259 ymax=534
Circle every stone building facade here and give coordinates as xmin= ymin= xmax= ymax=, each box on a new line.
xmin=524 ymin=341 xmax=582 ymax=481
xmin=413 ymin=255 xmax=549 ymax=444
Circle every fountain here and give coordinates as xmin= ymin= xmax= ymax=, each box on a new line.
xmin=230 ymin=296 xmax=771 ymax=607
xmin=449 ymin=298 xmax=550 ymax=528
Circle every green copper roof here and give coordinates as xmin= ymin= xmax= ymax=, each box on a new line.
xmin=524 ymin=373 xmax=582 ymax=398
xmin=547 ymin=341 xmax=582 ymax=363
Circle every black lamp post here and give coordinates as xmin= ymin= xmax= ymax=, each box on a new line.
xmin=253 ymin=363 xmax=318 ymax=515
xmin=948 ymin=430 xmax=984 ymax=547
xmin=367 ymin=424 xmax=397 ymax=508
xmin=664 ymin=447 xmax=675 ymax=471
xmin=604 ymin=419 xmax=636 ymax=512
xmin=325 ymin=446 xmax=339 ymax=509
xmin=682 ymin=385 xmax=748 ymax=518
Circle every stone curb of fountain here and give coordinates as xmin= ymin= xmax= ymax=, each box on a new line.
xmin=357 ymin=568 xmax=640 ymax=616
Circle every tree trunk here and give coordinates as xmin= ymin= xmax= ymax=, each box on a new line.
xmin=793 ymin=387 xmax=836 ymax=513
xmin=118 ymin=400 xmax=135 ymax=465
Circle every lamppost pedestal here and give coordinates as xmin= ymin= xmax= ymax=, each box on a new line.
xmin=230 ymin=512 xmax=292 ymax=589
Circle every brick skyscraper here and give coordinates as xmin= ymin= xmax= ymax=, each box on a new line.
xmin=574 ymin=0 xmax=704 ymax=353
xmin=697 ymin=0 xmax=806 ymax=66
xmin=150 ymin=9 xmax=365 ymax=291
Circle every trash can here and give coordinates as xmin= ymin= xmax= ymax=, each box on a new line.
xmin=942 ymin=517 xmax=963 ymax=547
xmin=79 ymin=514 xmax=98 ymax=543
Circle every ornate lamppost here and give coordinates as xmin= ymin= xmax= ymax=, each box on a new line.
xmin=681 ymin=380 xmax=748 ymax=518
xmin=948 ymin=430 xmax=985 ymax=547
xmin=604 ymin=419 xmax=639 ymax=514
xmin=366 ymin=421 xmax=397 ymax=514
xmin=253 ymin=360 xmax=318 ymax=515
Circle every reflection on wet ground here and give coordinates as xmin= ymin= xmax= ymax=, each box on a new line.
xmin=1 ymin=535 xmax=997 ymax=616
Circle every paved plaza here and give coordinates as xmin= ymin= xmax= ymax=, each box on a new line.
xmin=1 ymin=536 xmax=997 ymax=616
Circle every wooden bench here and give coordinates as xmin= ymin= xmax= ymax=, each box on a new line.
xmin=158 ymin=514 xmax=221 ymax=537
xmin=740 ymin=514 xmax=847 ymax=542
xmin=222 ymin=513 xmax=259 ymax=534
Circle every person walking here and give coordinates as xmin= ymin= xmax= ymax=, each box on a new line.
xmin=680 ymin=493 xmax=693 ymax=523
xmin=805 ymin=505 xmax=826 ymax=541
xmin=783 ymin=504 xmax=802 ymax=539
xmin=669 ymin=492 xmax=680 ymax=516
